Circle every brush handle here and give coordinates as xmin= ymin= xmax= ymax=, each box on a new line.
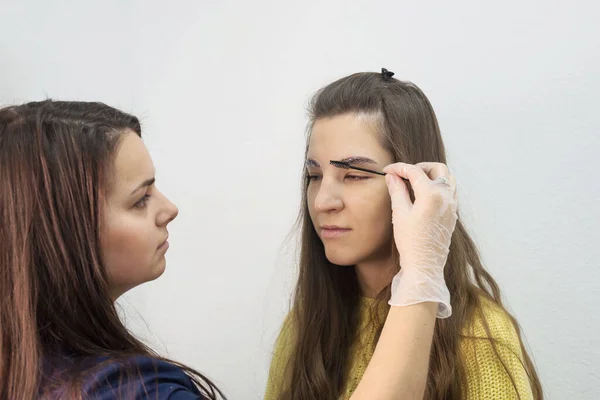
xmin=348 ymin=165 xmax=410 ymax=182
xmin=346 ymin=165 xmax=386 ymax=175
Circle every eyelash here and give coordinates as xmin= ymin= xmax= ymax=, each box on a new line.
xmin=306 ymin=175 xmax=369 ymax=182
xmin=134 ymin=193 xmax=151 ymax=209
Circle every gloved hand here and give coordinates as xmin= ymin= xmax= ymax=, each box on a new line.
xmin=383 ymin=162 xmax=458 ymax=319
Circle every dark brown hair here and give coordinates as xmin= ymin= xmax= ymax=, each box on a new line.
xmin=278 ymin=72 xmax=543 ymax=399
xmin=0 ymin=100 xmax=224 ymax=399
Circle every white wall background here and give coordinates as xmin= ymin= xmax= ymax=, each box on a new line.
xmin=2 ymin=1 xmax=599 ymax=398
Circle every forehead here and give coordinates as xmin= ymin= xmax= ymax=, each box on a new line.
xmin=308 ymin=114 xmax=389 ymax=160
xmin=109 ymin=132 xmax=154 ymax=192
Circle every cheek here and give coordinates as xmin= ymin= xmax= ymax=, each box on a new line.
xmin=353 ymin=189 xmax=393 ymax=244
xmin=306 ymin=186 xmax=317 ymax=221
xmin=102 ymin=214 xmax=157 ymax=288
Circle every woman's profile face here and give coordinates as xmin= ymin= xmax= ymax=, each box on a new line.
xmin=102 ymin=131 xmax=179 ymax=299
xmin=306 ymin=113 xmax=394 ymax=267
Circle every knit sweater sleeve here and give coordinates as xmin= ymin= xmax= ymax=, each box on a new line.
xmin=264 ymin=313 xmax=295 ymax=400
xmin=462 ymin=299 xmax=534 ymax=400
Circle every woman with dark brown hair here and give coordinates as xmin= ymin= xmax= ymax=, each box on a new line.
xmin=0 ymin=98 xmax=459 ymax=399
xmin=265 ymin=69 xmax=544 ymax=400
xmin=0 ymin=100 xmax=226 ymax=400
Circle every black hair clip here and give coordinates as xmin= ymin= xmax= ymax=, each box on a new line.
xmin=381 ymin=67 xmax=395 ymax=81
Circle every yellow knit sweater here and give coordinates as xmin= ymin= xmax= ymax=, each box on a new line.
xmin=264 ymin=296 xmax=533 ymax=399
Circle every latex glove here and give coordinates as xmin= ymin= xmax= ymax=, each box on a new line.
xmin=383 ymin=162 xmax=458 ymax=319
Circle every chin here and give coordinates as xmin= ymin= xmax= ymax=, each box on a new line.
xmin=324 ymin=247 xmax=361 ymax=266
xmin=149 ymin=259 xmax=167 ymax=280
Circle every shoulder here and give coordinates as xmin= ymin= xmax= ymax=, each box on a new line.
xmin=461 ymin=296 xmax=534 ymax=399
xmin=270 ymin=312 xmax=295 ymax=362
xmin=466 ymin=296 xmax=521 ymax=346
xmin=265 ymin=312 xmax=295 ymax=399
xmin=269 ymin=311 xmax=295 ymax=347
xmin=83 ymin=355 xmax=206 ymax=400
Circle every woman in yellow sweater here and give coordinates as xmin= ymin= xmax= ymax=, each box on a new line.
xmin=265 ymin=69 xmax=544 ymax=400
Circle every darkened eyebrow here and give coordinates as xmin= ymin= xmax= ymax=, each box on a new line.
xmin=131 ymin=177 xmax=155 ymax=195
xmin=305 ymin=156 xmax=379 ymax=168
xmin=306 ymin=158 xmax=320 ymax=168
xmin=339 ymin=156 xmax=378 ymax=165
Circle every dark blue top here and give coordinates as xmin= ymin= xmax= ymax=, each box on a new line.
xmin=43 ymin=355 xmax=207 ymax=399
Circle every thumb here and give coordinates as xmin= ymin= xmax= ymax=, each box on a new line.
xmin=386 ymin=174 xmax=412 ymax=213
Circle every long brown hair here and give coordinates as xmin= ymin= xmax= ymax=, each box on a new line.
xmin=0 ymin=100 xmax=225 ymax=399
xmin=278 ymin=72 xmax=543 ymax=399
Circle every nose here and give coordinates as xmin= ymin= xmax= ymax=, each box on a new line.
xmin=313 ymin=178 xmax=344 ymax=213
xmin=157 ymin=190 xmax=179 ymax=226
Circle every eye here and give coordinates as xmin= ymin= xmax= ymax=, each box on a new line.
xmin=134 ymin=193 xmax=151 ymax=209
xmin=306 ymin=174 xmax=322 ymax=182
xmin=346 ymin=175 xmax=369 ymax=181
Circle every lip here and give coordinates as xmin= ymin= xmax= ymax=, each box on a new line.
xmin=320 ymin=226 xmax=351 ymax=239
xmin=157 ymin=237 xmax=169 ymax=251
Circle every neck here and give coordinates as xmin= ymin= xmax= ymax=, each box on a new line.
xmin=355 ymin=256 xmax=396 ymax=298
